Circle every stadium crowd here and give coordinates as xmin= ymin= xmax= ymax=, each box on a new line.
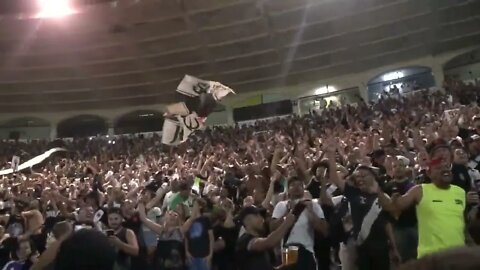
xmin=0 ymin=79 xmax=479 ymax=270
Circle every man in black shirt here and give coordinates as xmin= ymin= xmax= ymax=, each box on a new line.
xmin=384 ymin=156 xmax=417 ymax=262
xmin=186 ymin=198 xmax=214 ymax=270
xmin=236 ymin=206 xmax=295 ymax=270
xmin=327 ymin=144 xmax=400 ymax=270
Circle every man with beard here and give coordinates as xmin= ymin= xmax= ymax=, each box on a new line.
xmin=236 ymin=206 xmax=295 ymax=270
xmin=107 ymin=208 xmax=139 ymax=270
xmin=121 ymin=200 xmax=148 ymax=270
xmin=377 ymin=140 xmax=467 ymax=258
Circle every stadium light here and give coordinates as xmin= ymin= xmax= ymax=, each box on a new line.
xmin=36 ymin=0 xmax=76 ymax=18
xmin=382 ymin=71 xmax=404 ymax=81
xmin=315 ymin=85 xmax=337 ymax=95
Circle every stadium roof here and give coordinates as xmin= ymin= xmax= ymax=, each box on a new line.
xmin=0 ymin=0 xmax=479 ymax=113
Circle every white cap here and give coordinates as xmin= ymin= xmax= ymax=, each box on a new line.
xmin=396 ymin=155 xmax=410 ymax=167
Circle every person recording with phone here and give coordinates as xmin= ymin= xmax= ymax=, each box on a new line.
xmin=106 ymin=208 xmax=139 ymax=270
xmin=271 ymin=176 xmax=328 ymax=270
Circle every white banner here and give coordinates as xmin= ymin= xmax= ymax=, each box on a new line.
xmin=11 ymin=156 xmax=20 ymax=173
xmin=0 ymin=148 xmax=66 ymax=176
xmin=165 ymin=102 xmax=190 ymax=116
xmin=161 ymin=119 xmax=183 ymax=146
xmin=162 ymin=113 xmax=206 ymax=146
xmin=178 ymin=112 xmax=205 ymax=142
xmin=176 ymin=74 xmax=235 ymax=101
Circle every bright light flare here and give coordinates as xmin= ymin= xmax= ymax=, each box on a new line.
xmin=36 ymin=0 xmax=76 ymax=18
xmin=314 ymin=86 xmax=337 ymax=95
xmin=382 ymin=71 xmax=404 ymax=82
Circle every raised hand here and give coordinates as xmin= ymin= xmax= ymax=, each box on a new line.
xmin=323 ymin=136 xmax=337 ymax=153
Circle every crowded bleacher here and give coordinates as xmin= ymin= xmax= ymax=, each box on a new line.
xmin=0 ymin=78 xmax=478 ymax=270
xmin=0 ymin=0 xmax=479 ymax=269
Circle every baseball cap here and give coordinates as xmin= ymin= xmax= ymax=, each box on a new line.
xmin=396 ymin=155 xmax=410 ymax=167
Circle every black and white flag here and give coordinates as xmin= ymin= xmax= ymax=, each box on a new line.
xmin=162 ymin=75 xmax=234 ymax=145
xmin=161 ymin=113 xmax=206 ymax=146
xmin=161 ymin=118 xmax=183 ymax=146
xmin=166 ymin=75 xmax=235 ymax=117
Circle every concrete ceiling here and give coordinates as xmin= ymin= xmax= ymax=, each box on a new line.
xmin=0 ymin=0 xmax=479 ymax=113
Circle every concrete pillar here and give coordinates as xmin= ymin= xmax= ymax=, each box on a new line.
xmin=225 ymin=106 xmax=235 ymax=126
xmin=358 ymin=83 xmax=369 ymax=102
xmin=431 ymin=62 xmax=445 ymax=88
xmin=49 ymin=122 xmax=57 ymax=140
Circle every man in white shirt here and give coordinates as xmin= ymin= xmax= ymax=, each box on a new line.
xmin=271 ymin=176 xmax=328 ymax=270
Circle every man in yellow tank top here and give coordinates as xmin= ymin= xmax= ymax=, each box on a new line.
xmin=376 ymin=142 xmax=467 ymax=258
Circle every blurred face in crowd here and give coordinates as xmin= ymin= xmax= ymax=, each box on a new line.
xmin=253 ymin=188 xmax=265 ymax=205
xmin=244 ymin=213 xmax=264 ymax=234
xmin=108 ymin=212 xmax=123 ymax=230
xmin=453 ymin=148 xmax=469 ymax=165
xmin=165 ymin=211 xmax=180 ymax=228
xmin=348 ymin=148 xmax=361 ymax=164
xmin=288 ymin=180 xmax=304 ymax=200
xmin=430 ymin=147 xmax=452 ymax=166
xmin=392 ymin=159 xmax=408 ymax=179
xmin=16 ymin=240 xmax=31 ymax=261
xmin=85 ymin=197 xmax=98 ymax=209
xmin=78 ymin=206 xmax=94 ymax=222
xmin=385 ymin=155 xmax=395 ymax=174
xmin=174 ymin=204 xmax=187 ymax=221
xmin=353 ymin=168 xmax=376 ymax=192
xmin=121 ymin=200 xmax=135 ymax=218
xmin=417 ymin=151 xmax=430 ymax=168
xmin=427 ymin=158 xmax=452 ymax=187
xmin=243 ymin=196 xmax=254 ymax=207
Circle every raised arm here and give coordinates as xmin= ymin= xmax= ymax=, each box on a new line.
xmin=138 ymin=203 xmax=164 ymax=235
xmin=377 ymin=183 xmax=422 ymax=213
xmin=261 ymin=172 xmax=280 ymax=209
xmin=249 ymin=214 xmax=295 ymax=252
xmin=325 ymin=141 xmax=346 ymax=192
xmin=146 ymin=187 xmax=168 ymax=209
